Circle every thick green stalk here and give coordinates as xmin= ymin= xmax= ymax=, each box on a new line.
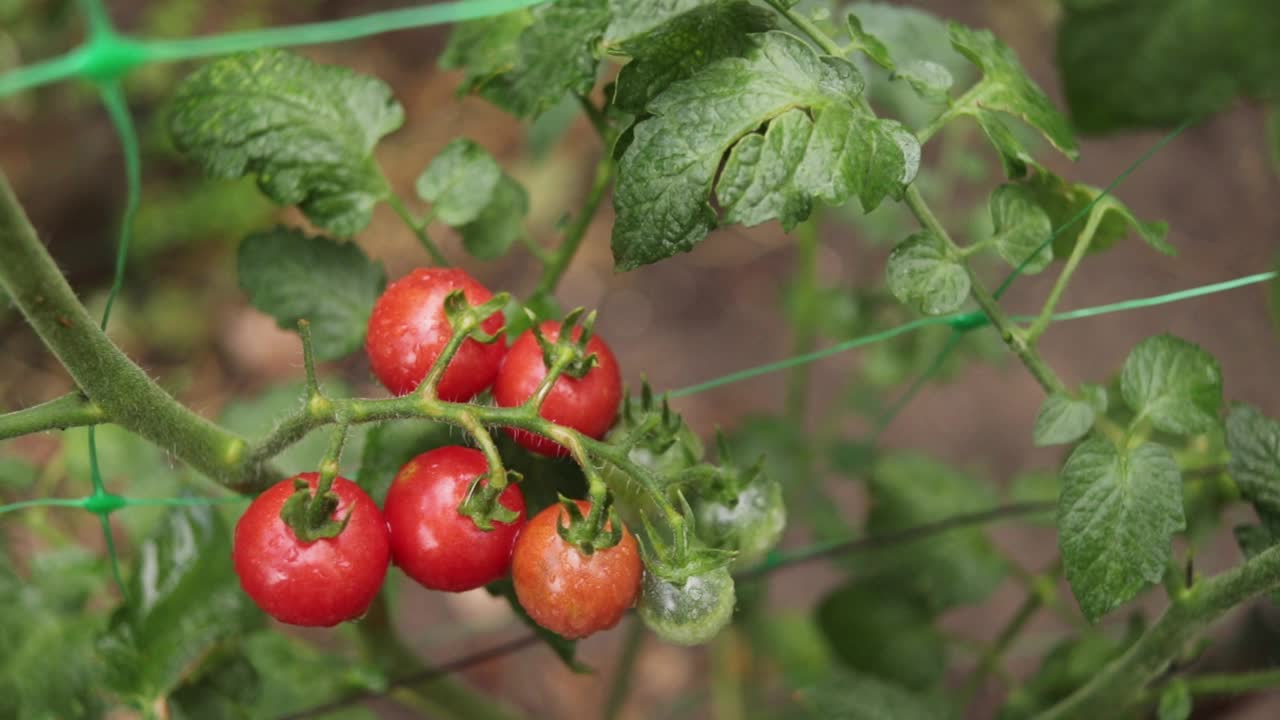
xmin=0 ymin=392 xmax=104 ymax=439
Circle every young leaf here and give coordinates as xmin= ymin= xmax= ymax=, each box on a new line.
xmin=1157 ymin=679 xmax=1192 ymax=720
xmin=440 ymin=12 xmax=533 ymax=91
xmin=886 ymin=232 xmax=969 ymax=316
xmin=237 ymin=228 xmax=386 ymax=361
xmin=457 ymin=176 xmax=529 ymax=261
xmin=1226 ymin=404 xmax=1280 ymax=531
xmin=169 ymin=49 xmax=402 ymax=237
xmin=796 ymin=671 xmax=951 ymax=720
xmin=415 ymin=139 xmax=502 ymax=226
xmin=613 ymin=31 xmax=919 ymax=269
xmin=1034 ymin=385 xmax=1106 ymax=447
xmin=1058 ymin=439 xmax=1185 ymax=621
xmin=816 ymin=579 xmax=945 ymax=690
xmin=1024 ymin=170 xmax=1171 ymax=257
xmin=988 ymin=183 xmax=1053 ymax=273
xmin=948 ymin=23 xmax=1079 ymax=160
xmin=892 ymin=59 xmax=952 ymax=102
xmin=1120 ymin=335 xmax=1223 ymax=436
xmin=1057 ymin=0 xmax=1280 ymax=133
xmin=846 ymin=14 xmax=894 ymax=70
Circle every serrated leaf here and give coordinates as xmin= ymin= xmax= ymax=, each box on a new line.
xmin=458 ymin=175 xmax=528 ymax=261
xmin=604 ymin=0 xmax=712 ymax=45
xmin=1024 ymin=170 xmax=1172 ymax=257
xmin=846 ymin=13 xmax=893 ymax=70
xmin=796 ymin=671 xmax=953 ymax=720
xmin=716 ymin=109 xmax=815 ymax=230
xmin=358 ymin=420 xmax=455 ymax=506
xmin=1120 ymin=335 xmax=1222 ymax=436
xmin=169 ymin=49 xmax=401 ymax=236
xmin=1058 ymin=439 xmax=1185 ymax=621
xmin=892 ymin=59 xmax=952 ymax=101
xmin=816 ymin=579 xmax=945 ymax=690
xmin=989 ymin=183 xmax=1053 ymax=274
xmin=973 ymin=108 xmax=1035 ymax=179
xmin=439 ymin=11 xmax=533 ymax=89
xmin=1157 ymin=679 xmax=1192 ymax=720
xmin=1034 ymin=385 xmax=1106 ymax=447
xmin=1057 ymin=0 xmax=1280 ymax=134
xmin=613 ymin=31 xmax=919 ymax=269
xmin=948 ymin=23 xmax=1078 ymax=160
xmin=237 ymin=227 xmax=386 ymax=361
xmin=1227 ymin=404 xmax=1280 ymax=531
xmin=486 ymin=578 xmax=589 ymax=673
xmin=886 ymin=232 xmax=969 ymax=315
xmin=415 ymin=139 xmax=501 ymax=226
xmin=866 ymin=454 xmax=1006 ymax=612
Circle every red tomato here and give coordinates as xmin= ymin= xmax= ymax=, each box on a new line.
xmin=511 ymin=500 xmax=642 ymax=639
xmin=492 ymin=321 xmax=622 ymax=457
xmin=365 ymin=268 xmax=506 ymax=401
xmin=384 ymin=446 xmax=527 ymax=592
xmin=232 ymin=473 xmax=389 ymax=627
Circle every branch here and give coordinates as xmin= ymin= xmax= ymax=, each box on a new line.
xmin=0 ymin=392 xmax=105 ymax=440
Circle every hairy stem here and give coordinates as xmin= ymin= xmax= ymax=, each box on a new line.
xmin=0 ymin=392 xmax=105 ymax=440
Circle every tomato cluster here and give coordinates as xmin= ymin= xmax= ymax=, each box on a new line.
xmin=232 ymin=268 xmax=778 ymax=644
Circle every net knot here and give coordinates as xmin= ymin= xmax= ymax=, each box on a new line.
xmin=948 ymin=312 xmax=989 ymax=333
xmin=73 ymin=35 xmax=149 ymax=83
xmin=83 ymin=491 xmax=127 ymax=516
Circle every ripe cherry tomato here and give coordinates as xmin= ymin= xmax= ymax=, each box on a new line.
xmin=695 ymin=476 xmax=786 ymax=567
xmin=492 ymin=322 xmax=622 ymax=457
xmin=366 ymin=268 xmax=506 ymax=401
xmin=384 ymin=446 xmax=526 ymax=592
xmin=637 ymin=566 xmax=736 ymax=646
xmin=233 ymin=473 xmax=389 ymax=627
xmin=511 ymin=500 xmax=642 ymax=639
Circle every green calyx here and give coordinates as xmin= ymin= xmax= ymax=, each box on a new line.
xmin=639 ymin=491 xmax=736 ymax=585
xmin=279 ymin=474 xmax=352 ymax=543
xmin=443 ymin=289 xmax=510 ymax=344
xmin=616 ymin=381 xmax=701 ymax=459
xmin=531 ymin=307 xmax=600 ymax=380
xmin=555 ymin=494 xmax=623 ymax=555
xmin=457 ymin=471 xmax=522 ymax=531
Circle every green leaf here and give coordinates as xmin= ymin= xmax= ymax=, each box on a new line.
xmin=816 ymin=579 xmax=945 ymax=690
xmin=611 ymin=0 xmax=775 ymax=114
xmin=973 ymin=109 xmax=1036 ymax=180
xmin=439 ymin=12 xmax=532 ymax=92
xmin=237 ymin=227 xmax=386 ymax=361
xmin=486 ymin=578 xmax=589 ymax=673
xmin=357 ymin=420 xmax=455 ymax=506
xmin=1157 ymin=679 xmax=1192 ymax=720
xmin=1023 ymin=170 xmax=1172 ymax=257
xmin=169 ymin=49 xmax=401 ymax=236
xmin=892 ymin=59 xmax=952 ymax=102
xmin=1057 ymin=0 xmax=1280 ymax=134
xmin=415 ymin=139 xmax=501 ymax=226
xmin=796 ymin=671 xmax=953 ymax=720
xmin=1226 ymin=404 xmax=1280 ymax=531
xmin=1120 ymin=334 xmax=1223 ymax=436
xmin=241 ymin=632 xmax=380 ymax=719
xmin=170 ymin=653 xmax=260 ymax=720
xmin=99 ymin=505 xmax=263 ymax=703
xmin=885 ymin=232 xmax=969 ymax=315
xmin=604 ymin=0 xmax=712 ymax=45
xmin=988 ymin=183 xmax=1053 ymax=274
xmin=748 ymin=612 xmax=834 ymax=687
xmin=1058 ymin=439 xmax=1185 ymax=621
xmin=846 ymin=13 xmax=893 ymax=70
xmin=1034 ymin=385 xmax=1106 ymax=447
xmin=457 ymin=175 xmax=529 ymax=261
xmin=948 ymin=22 xmax=1078 ymax=160
xmin=220 ymin=381 xmax=367 ymax=478
xmin=613 ymin=31 xmax=919 ymax=269
xmin=865 ymin=454 xmax=1006 ymax=612
xmin=999 ymin=628 xmax=1138 ymax=719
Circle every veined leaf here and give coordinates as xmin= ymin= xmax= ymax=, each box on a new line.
xmin=885 ymin=232 xmax=969 ymax=316
xmin=1120 ymin=334 xmax=1223 ymax=436
xmin=988 ymin=183 xmax=1053 ymax=273
xmin=1034 ymin=385 xmax=1107 ymax=447
xmin=415 ymin=139 xmax=502 ymax=226
xmin=1227 ymin=404 xmax=1280 ymax=531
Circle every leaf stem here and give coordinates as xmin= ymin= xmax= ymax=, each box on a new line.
xmin=1026 ymin=204 xmax=1105 ymax=342
xmin=0 ymin=393 xmax=105 ymax=440
xmin=387 ymin=193 xmax=450 ymax=266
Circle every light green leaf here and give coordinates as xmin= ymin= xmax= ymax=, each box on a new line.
xmin=1057 ymin=0 xmax=1280 ymax=134
xmin=989 ymin=183 xmax=1053 ymax=273
xmin=1034 ymin=385 xmax=1106 ymax=447
xmin=796 ymin=671 xmax=953 ymax=720
xmin=169 ymin=49 xmax=401 ymax=237
xmin=816 ymin=579 xmax=945 ymax=690
xmin=973 ymin=108 xmax=1035 ymax=179
xmin=846 ymin=13 xmax=893 ymax=70
xmin=613 ymin=31 xmax=918 ymax=269
xmin=948 ymin=23 xmax=1078 ymax=160
xmin=611 ymin=0 xmax=774 ymax=114
xmin=1023 ymin=170 xmax=1172 ymax=257
xmin=604 ymin=0 xmax=711 ymax=45
xmin=1227 ymin=404 xmax=1280 ymax=531
xmin=717 ymin=109 xmax=816 ymax=230
xmin=886 ymin=232 xmax=969 ymax=315
xmin=237 ymin=227 xmax=386 ymax=361
xmin=892 ymin=59 xmax=952 ymax=102
xmin=358 ymin=420 xmax=455 ymax=506
xmin=1157 ymin=679 xmax=1192 ymax=720
xmin=1058 ymin=439 xmax=1185 ymax=621
xmin=439 ymin=12 xmax=533 ymax=90
xmin=458 ymin=175 xmax=529 ymax=261
xmin=415 ymin=139 xmax=501 ymax=226
xmin=1120 ymin=335 xmax=1223 ymax=436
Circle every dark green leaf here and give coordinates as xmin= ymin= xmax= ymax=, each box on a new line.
xmin=611 ymin=0 xmax=774 ymax=114
xmin=458 ymin=175 xmax=529 ymax=261
xmin=748 ymin=612 xmax=834 ymax=687
xmin=989 ymin=183 xmax=1052 ymax=274
xmin=1058 ymin=439 xmax=1184 ymax=621
xmin=415 ymin=139 xmax=501 ymax=226
xmin=613 ymin=31 xmax=919 ymax=269
xmin=241 ymin=632 xmax=380 ymax=719
xmin=1034 ymin=385 xmax=1106 ymax=447
xmin=169 ymin=49 xmax=401 ymax=236
xmin=885 ymin=231 xmax=969 ymax=315
xmin=846 ymin=13 xmax=893 ymax=70
xmin=1157 ymin=679 xmax=1192 ymax=720
xmin=604 ymin=0 xmax=713 ymax=45
xmin=1057 ymin=0 xmax=1280 ymax=133
xmin=796 ymin=671 xmax=953 ymax=720
xmin=866 ymin=454 xmax=1006 ymax=612
xmin=1022 ymin=170 xmax=1172 ymax=257
xmin=1227 ymin=404 xmax=1280 ymax=532
xmin=170 ymin=653 xmax=260 ymax=720
xmin=440 ymin=12 xmax=532 ymax=92
xmin=973 ymin=109 xmax=1035 ymax=180
xmin=99 ymin=505 xmax=263 ymax=702
xmin=220 ymin=380 xmax=367 ymax=477
xmin=1120 ymin=335 xmax=1223 ymax=436
xmin=357 ymin=420 xmax=455 ymax=506
xmin=816 ymin=579 xmax=945 ymax=690
xmin=486 ymin=578 xmax=589 ymax=672
xmin=892 ymin=59 xmax=952 ymax=102
xmin=237 ymin=228 xmax=386 ymax=361
xmin=948 ymin=23 xmax=1078 ymax=160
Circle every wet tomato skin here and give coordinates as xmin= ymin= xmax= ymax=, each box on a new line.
xmin=384 ymin=446 xmax=526 ymax=592
xmin=232 ymin=473 xmax=390 ymax=627
xmin=511 ymin=500 xmax=642 ymax=639
xmin=365 ymin=268 xmax=507 ymax=401
xmin=492 ymin=322 xmax=622 ymax=457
